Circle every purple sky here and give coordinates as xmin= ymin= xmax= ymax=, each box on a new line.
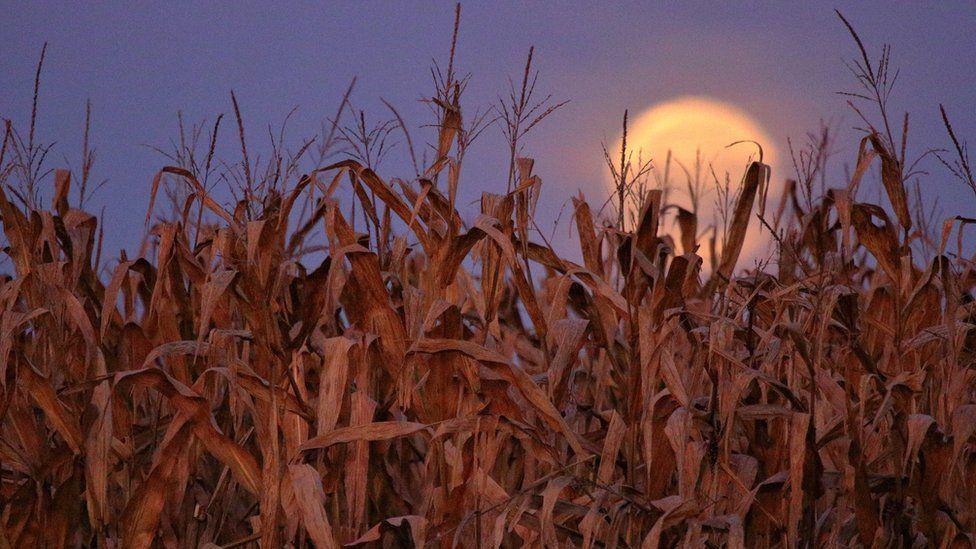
xmin=3 ymin=1 xmax=975 ymax=260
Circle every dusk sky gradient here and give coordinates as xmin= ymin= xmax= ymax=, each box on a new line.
xmin=3 ymin=1 xmax=975 ymax=260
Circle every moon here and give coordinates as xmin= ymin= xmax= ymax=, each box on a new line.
xmin=609 ymin=96 xmax=777 ymax=269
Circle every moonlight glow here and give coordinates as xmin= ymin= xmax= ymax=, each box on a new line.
xmin=612 ymin=96 xmax=777 ymax=265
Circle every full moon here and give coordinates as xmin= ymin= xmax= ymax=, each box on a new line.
xmin=610 ymin=96 xmax=777 ymax=268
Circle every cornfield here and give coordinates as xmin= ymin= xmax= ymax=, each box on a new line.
xmin=1 ymin=9 xmax=975 ymax=548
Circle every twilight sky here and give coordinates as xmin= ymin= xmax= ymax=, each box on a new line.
xmin=2 ymin=1 xmax=975 ymax=260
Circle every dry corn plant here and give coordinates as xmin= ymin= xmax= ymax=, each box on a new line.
xmin=0 ymin=8 xmax=975 ymax=548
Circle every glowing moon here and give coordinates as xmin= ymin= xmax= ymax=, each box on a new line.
xmin=610 ymin=96 xmax=777 ymax=268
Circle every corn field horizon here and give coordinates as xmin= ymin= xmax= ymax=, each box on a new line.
xmin=1 ymin=7 xmax=975 ymax=548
